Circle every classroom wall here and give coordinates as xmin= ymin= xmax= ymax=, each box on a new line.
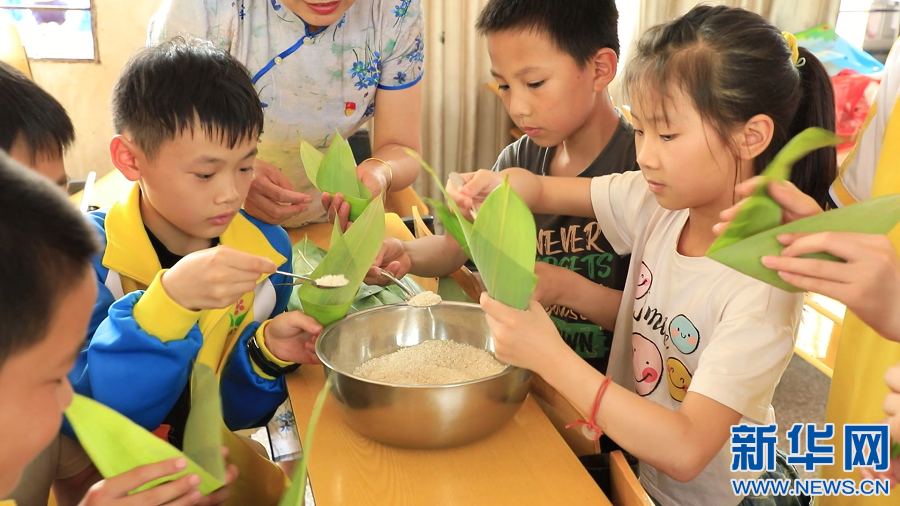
xmin=31 ymin=0 xmax=162 ymax=181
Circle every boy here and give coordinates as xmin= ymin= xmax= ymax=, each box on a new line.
xmin=0 ymin=61 xmax=72 ymax=189
xmin=0 ymin=154 xmax=217 ymax=506
xmin=370 ymin=0 xmax=633 ymax=374
xmin=0 ymin=63 xmax=233 ymax=506
xmin=63 ymin=37 xmax=321 ymax=505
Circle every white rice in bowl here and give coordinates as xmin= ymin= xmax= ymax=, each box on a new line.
xmin=352 ymin=340 xmax=507 ymax=385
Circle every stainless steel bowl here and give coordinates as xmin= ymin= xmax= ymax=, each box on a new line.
xmin=315 ymin=301 xmax=533 ymax=449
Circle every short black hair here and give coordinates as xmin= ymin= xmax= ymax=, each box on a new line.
xmin=0 ymin=62 xmax=75 ymax=162
xmin=476 ymin=0 xmax=620 ymax=64
xmin=0 ymin=150 xmax=97 ymax=367
xmin=112 ymin=36 xmax=264 ymax=159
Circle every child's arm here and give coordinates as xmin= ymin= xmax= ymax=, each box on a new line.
xmin=481 ymin=295 xmax=744 ymax=482
xmin=66 ymin=246 xmax=280 ymax=434
xmin=532 ymin=263 xmax=622 ymax=331
xmin=452 ymin=168 xmax=595 ymax=219
xmin=364 ymin=235 xmax=470 ymax=284
xmin=219 ymin=237 xmax=322 ymax=431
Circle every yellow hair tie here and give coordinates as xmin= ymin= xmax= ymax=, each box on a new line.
xmin=781 ymin=31 xmax=805 ymax=68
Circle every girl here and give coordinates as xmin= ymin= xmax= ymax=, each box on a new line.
xmin=452 ymin=5 xmax=836 ymax=505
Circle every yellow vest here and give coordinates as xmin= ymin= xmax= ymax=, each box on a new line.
xmin=819 ymin=86 xmax=900 ymax=506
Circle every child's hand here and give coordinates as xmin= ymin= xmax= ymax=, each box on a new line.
xmin=161 ymin=246 xmax=277 ymax=311
xmin=195 ymin=447 xmax=239 ymax=506
xmin=244 ymin=159 xmax=312 ymax=225
xmin=479 ymin=293 xmax=569 ymax=374
xmin=263 ymin=311 xmax=324 ymax=365
xmin=448 ymin=170 xmax=503 ymax=220
xmin=364 ymin=238 xmax=411 ymax=285
xmin=321 ymin=192 xmax=352 ymax=233
xmin=77 ymin=458 xmax=202 ymax=506
xmin=762 ymin=232 xmax=900 ymax=343
xmin=713 ymin=177 xmax=824 ymax=236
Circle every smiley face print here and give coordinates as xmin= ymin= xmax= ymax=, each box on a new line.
xmin=635 ymin=262 xmax=652 ymax=300
xmin=666 ymin=357 xmax=693 ymax=402
xmin=632 ymin=333 xmax=663 ymax=396
xmin=668 ymin=314 xmax=700 ymax=355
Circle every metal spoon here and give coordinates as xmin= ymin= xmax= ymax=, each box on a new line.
xmin=274 ymin=271 xmax=346 ymax=289
xmin=379 ymin=269 xmax=416 ymax=300
xmin=448 ymin=172 xmax=479 ymax=220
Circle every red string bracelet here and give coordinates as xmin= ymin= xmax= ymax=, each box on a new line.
xmin=565 ymin=375 xmax=612 ymax=441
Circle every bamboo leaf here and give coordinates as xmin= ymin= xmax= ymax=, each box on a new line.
xmin=438 ymin=276 xmax=475 ymax=303
xmin=297 ymin=199 xmax=386 ymax=325
xmin=299 ymin=135 xmax=325 ymax=187
xmin=182 ymin=364 xmax=226 ymax=482
xmin=708 ymin=194 xmax=900 ymax=291
xmin=708 ymin=128 xmax=840 ymax=255
xmin=469 ymin=177 xmax=538 ymax=309
xmin=406 ymin=148 xmax=474 ymax=251
xmin=278 ymin=376 xmax=333 ymax=506
xmin=424 ymin=198 xmax=471 ymax=257
xmin=292 ymin=236 xmax=325 ymax=277
xmin=65 ymin=394 xmax=223 ymax=495
xmin=406 ymin=150 xmax=536 ymax=309
xmin=302 ymin=130 xmax=372 ymax=221
xmin=317 ymin=130 xmax=364 ymax=199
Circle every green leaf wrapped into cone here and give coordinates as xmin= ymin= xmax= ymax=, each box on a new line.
xmin=708 ymin=194 xmax=900 ymax=292
xmin=182 ymin=364 xmax=226 ymax=482
xmin=295 ymin=198 xmax=386 ymax=326
xmin=468 ymin=176 xmax=538 ymax=310
xmin=408 ymin=150 xmax=537 ymax=310
xmin=65 ymin=394 xmax=224 ymax=495
xmin=300 ymin=131 xmax=372 ymax=221
xmin=706 ymin=127 xmax=900 ymax=291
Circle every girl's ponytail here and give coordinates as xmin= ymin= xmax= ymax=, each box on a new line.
xmin=788 ymin=47 xmax=837 ymax=209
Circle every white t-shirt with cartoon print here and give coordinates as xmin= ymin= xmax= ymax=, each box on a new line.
xmin=591 ymin=171 xmax=803 ymax=506
xmin=148 ymin=0 xmax=425 ymax=227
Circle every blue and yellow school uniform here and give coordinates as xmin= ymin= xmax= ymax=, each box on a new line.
xmin=64 ymin=183 xmax=295 ymax=505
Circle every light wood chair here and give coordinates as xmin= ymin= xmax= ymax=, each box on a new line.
xmin=610 ymin=450 xmax=653 ymax=506
xmin=794 ymin=293 xmax=844 ymax=378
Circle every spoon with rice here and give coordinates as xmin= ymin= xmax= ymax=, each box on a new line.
xmin=379 ymin=269 xmax=442 ymax=307
xmin=275 ymin=271 xmax=349 ymax=289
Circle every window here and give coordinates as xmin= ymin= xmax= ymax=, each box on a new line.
xmin=836 ymin=0 xmax=899 ymax=61
xmin=0 ymin=0 xmax=96 ymax=61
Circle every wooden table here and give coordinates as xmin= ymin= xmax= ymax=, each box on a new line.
xmin=287 ymin=365 xmax=612 ymax=506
